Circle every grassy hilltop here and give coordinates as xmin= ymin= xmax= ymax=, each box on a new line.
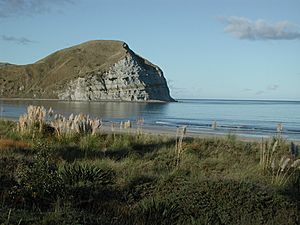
xmin=0 ymin=110 xmax=299 ymax=224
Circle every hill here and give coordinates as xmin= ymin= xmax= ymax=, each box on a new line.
xmin=0 ymin=40 xmax=174 ymax=102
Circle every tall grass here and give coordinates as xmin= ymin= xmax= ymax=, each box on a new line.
xmin=175 ymin=126 xmax=187 ymax=167
xmin=17 ymin=105 xmax=102 ymax=136
xmin=259 ymin=138 xmax=278 ymax=172
xmin=51 ymin=113 xmax=102 ymax=136
xmin=271 ymin=156 xmax=300 ymax=186
xmin=259 ymin=138 xmax=300 ymax=186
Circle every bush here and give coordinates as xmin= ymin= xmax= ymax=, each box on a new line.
xmin=0 ymin=120 xmax=20 ymax=140
xmin=155 ymin=178 xmax=299 ymax=225
xmin=13 ymin=148 xmax=64 ymax=209
xmin=130 ymin=197 xmax=180 ymax=225
xmin=124 ymin=175 xmax=157 ymax=203
xmin=60 ymin=163 xmax=115 ymax=186
xmin=0 ymin=157 xmax=20 ymax=207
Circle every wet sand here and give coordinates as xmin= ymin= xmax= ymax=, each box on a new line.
xmin=100 ymin=122 xmax=298 ymax=143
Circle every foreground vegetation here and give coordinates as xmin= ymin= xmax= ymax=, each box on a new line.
xmin=0 ymin=118 xmax=300 ymax=224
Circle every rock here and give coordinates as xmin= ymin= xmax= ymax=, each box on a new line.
xmin=58 ymin=54 xmax=173 ymax=101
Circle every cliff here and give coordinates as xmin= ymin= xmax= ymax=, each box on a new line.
xmin=0 ymin=40 xmax=174 ymax=102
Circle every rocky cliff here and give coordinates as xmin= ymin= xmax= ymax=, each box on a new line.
xmin=0 ymin=40 xmax=174 ymax=102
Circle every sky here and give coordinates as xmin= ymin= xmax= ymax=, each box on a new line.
xmin=0 ymin=0 xmax=300 ymax=100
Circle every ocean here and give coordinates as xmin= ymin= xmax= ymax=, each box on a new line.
xmin=1 ymin=99 xmax=300 ymax=140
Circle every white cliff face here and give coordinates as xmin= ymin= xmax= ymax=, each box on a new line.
xmin=57 ymin=54 xmax=173 ymax=101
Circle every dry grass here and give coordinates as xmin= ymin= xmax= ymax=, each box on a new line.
xmin=175 ymin=126 xmax=187 ymax=167
xmin=17 ymin=105 xmax=102 ymax=136
xmin=0 ymin=138 xmax=30 ymax=149
xmin=259 ymin=138 xmax=300 ymax=186
xmin=136 ymin=117 xmax=144 ymax=134
xmin=212 ymin=121 xmax=217 ymax=130
xmin=51 ymin=113 xmax=102 ymax=136
xmin=271 ymin=156 xmax=300 ymax=186
xmin=18 ymin=105 xmax=47 ymax=133
xmin=259 ymin=138 xmax=278 ymax=172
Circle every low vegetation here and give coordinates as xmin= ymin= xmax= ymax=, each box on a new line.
xmin=0 ymin=115 xmax=299 ymax=224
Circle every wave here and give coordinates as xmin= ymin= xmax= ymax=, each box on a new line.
xmin=154 ymin=119 xmax=300 ymax=136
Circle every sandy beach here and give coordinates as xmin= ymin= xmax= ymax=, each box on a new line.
xmin=99 ymin=122 xmax=299 ymax=144
xmin=1 ymin=116 xmax=298 ymax=144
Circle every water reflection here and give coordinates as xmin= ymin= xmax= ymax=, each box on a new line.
xmin=0 ymin=100 xmax=170 ymax=122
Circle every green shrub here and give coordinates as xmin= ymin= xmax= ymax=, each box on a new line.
xmin=0 ymin=120 xmax=20 ymax=140
xmin=155 ymin=178 xmax=299 ymax=225
xmin=13 ymin=148 xmax=64 ymax=209
xmin=124 ymin=175 xmax=157 ymax=203
xmin=0 ymin=207 xmax=104 ymax=225
xmin=79 ymin=134 xmax=100 ymax=151
xmin=130 ymin=197 xmax=180 ymax=225
xmin=60 ymin=163 xmax=115 ymax=186
xmin=0 ymin=157 xmax=20 ymax=207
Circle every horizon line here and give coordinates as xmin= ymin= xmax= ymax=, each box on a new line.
xmin=175 ymin=98 xmax=300 ymax=102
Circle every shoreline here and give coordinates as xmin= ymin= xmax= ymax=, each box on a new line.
xmin=0 ymin=97 xmax=174 ymax=103
xmin=101 ymin=123 xmax=300 ymax=144
xmin=1 ymin=117 xmax=299 ymax=144
xmin=1 ymin=97 xmax=299 ymax=103
xmin=1 ymin=117 xmax=299 ymax=143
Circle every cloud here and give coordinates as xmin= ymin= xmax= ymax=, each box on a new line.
xmin=255 ymin=91 xmax=264 ymax=95
xmin=167 ymin=81 xmax=202 ymax=98
xmin=220 ymin=16 xmax=300 ymax=40
xmin=0 ymin=0 xmax=73 ymax=18
xmin=167 ymin=79 xmax=175 ymax=90
xmin=267 ymin=84 xmax=279 ymax=91
xmin=0 ymin=35 xmax=36 ymax=44
xmin=242 ymin=84 xmax=279 ymax=96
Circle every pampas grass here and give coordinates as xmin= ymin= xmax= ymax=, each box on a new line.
xmin=17 ymin=105 xmax=102 ymax=136
xmin=136 ymin=117 xmax=144 ymax=135
xmin=51 ymin=113 xmax=102 ymax=136
xmin=276 ymin=123 xmax=284 ymax=138
xmin=260 ymin=138 xmax=300 ymax=186
xmin=175 ymin=126 xmax=187 ymax=167
xmin=17 ymin=105 xmax=48 ymax=134
xmin=260 ymin=138 xmax=278 ymax=172
xmin=212 ymin=121 xmax=217 ymax=130
xmin=125 ymin=120 xmax=132 ymax=129
xmin=271 ymin=156 xmax=300 ymax=186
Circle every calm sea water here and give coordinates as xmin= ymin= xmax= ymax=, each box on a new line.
xmin=0 ymin=99 xmax=300 ymax=140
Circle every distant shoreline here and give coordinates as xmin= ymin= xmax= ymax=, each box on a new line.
xmin=0 ymin=98 xmax=174 ymax=103
xmin=1 ymin=97 xmax=298 ymax=103
xmin=0 ymin=98 xmax=300 ymax=104
xmin=176 ymin=98 xmax=300 ymax=103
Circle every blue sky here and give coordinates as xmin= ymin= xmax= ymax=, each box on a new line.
xmin=0 ymin=0 xmax=299 ymax=100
